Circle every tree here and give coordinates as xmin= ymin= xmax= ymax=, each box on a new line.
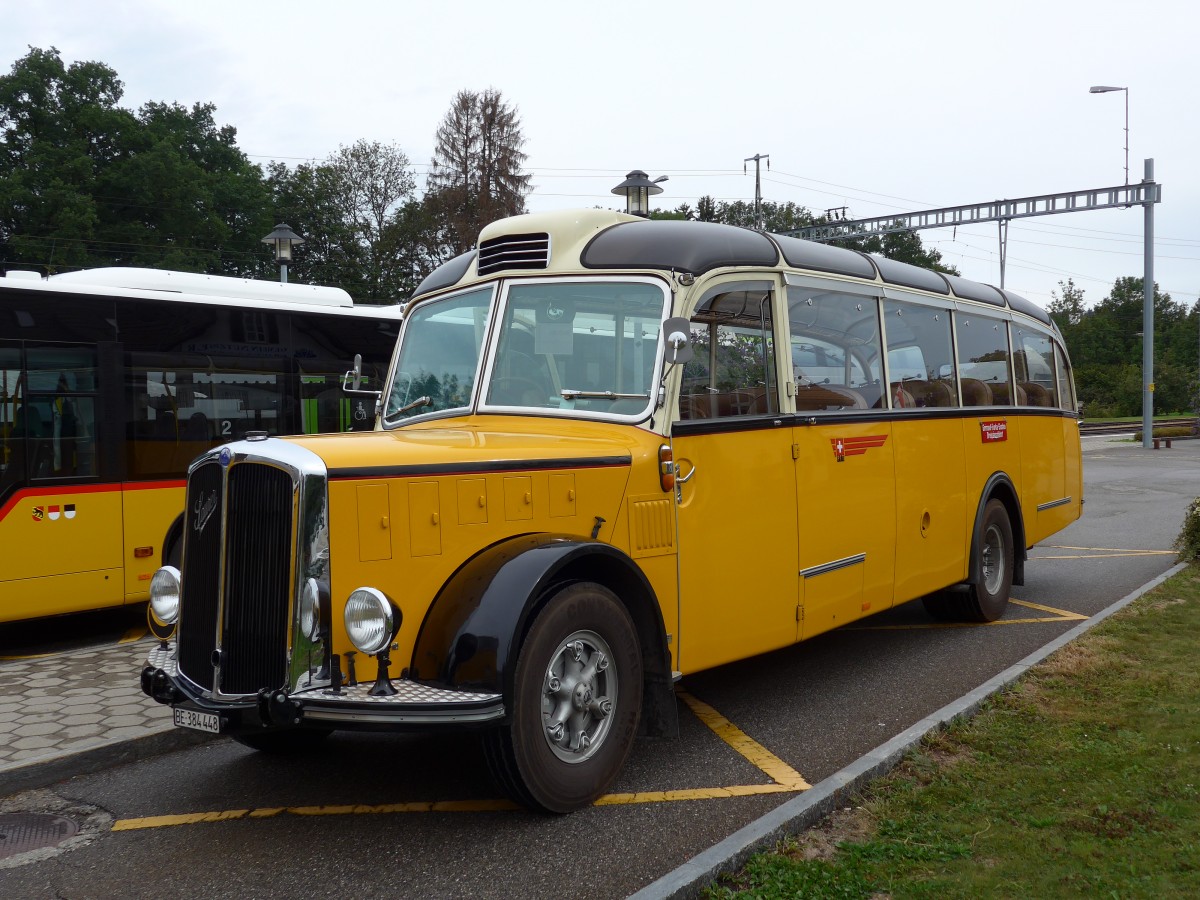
xmin=267 ymin=141 xmax=437 ymax=302
xmin=1048 ymin=278 xmax=1086 ymax=328
xmin=0 ymin=47 xmax=271 ymax=275
xmin=426 ymin=89 xmax=531 ymax=254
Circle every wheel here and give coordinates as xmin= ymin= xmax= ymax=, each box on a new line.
xmin=921 ymin=499 xmax=1013 ymax=623
xmin=231 ymin=728 xmax=332 ymax=754
xmin=962 ymin=499 xmax=1014 ymax=622
xmin=483 ymin=582 xmax=642 ymax=813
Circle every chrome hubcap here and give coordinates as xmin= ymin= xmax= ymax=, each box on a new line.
xmin=540 ymin=631 xmax=616 ymax=763
xmin=982 ymin=523 xmax=1005 ymax=594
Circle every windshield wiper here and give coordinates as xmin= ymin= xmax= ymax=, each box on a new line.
xmin=395 ymin=395 xmax=432 ymax=415
xmin=560 ymin=389 xmax=651 ymax=401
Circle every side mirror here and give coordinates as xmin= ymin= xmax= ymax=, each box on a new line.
xmin=662 ymin=317 xmax=693 ymax=365
xmin=341 ymin=353 xmax=382 ymax=399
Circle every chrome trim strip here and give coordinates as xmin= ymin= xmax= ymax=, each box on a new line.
xmin=1036 ymin=496 xmax=1072 ymax=512
xmin=800 ymin=552 xmax=866 ymax=579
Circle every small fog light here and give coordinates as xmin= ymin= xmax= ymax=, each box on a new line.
xmin=344 ymin=587 xmax=398 ymax=655
xmin=149 ymin=566 xmax=181 ymax=625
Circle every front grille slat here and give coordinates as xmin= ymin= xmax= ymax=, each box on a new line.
xmin=177 ymin=457 xmax=297 ymax=698
xmin=178 ymin=462 xmax=224 ymax=691
xmin=220 ymin=464 xmax=293 ymax=694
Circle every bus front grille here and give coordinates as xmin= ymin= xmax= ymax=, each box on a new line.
xmin=177 ymin=459 xmax=295 ymax=697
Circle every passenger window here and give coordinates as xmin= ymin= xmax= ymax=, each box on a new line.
xmin=785 ymin=286 xmax=882 ymax=411
xmin=26 ymin=345 xmax=98 ymax=479
xmin=1054 ymin=343 xmax=1075 ymax=412
xmin=956 ymin=314 xmax=1012 ymax=406
xmin=883 ymin=299 xmax=957 ymax=408
xmin=1013 ymin=327 xmax=1059 ymax=408
xmin=680 ymin=287 xmax=778 ymax=419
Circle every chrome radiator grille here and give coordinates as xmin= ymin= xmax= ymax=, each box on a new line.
xmin=177 ymin=457 xmax=296 ymax=696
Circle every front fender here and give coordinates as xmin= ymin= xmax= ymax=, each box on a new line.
xmin=409 ymin=534 xmax=662 ymax=698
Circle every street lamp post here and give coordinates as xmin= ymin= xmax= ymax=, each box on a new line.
xmin=261 ymin=224 xmax=305 ymax=283
xmin=611 ymin=170 xmax=668 ymax=218
xmin=1089 ymin=85 xmax=1129 ymax=184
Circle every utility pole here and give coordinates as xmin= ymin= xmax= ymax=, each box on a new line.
xmin=744 ymin=153 xmax=769 ymax=230
xmin=1142 ymin=158 xmax=1155 ymax=449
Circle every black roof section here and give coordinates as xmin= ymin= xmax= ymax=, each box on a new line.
xmin=412 ymin=250 xmax=477 ymax=298
xmin=871 ymin=254 xmax=951 ymax=295
xmin=1000 ymin=288 xmax=1052 ymax=324
xmin=943 ymin=273 xmax=1006 ymax=307
xmin=769 ymin=233 xmax=878 ymax=279
xmin=581 ymin=220 xmax=778 ymax=275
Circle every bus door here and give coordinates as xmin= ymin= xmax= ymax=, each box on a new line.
xmin=0 ymin=341 xmax=124 ymax=621
xmin=785 ymin=279 xmax=895 ymax=639
xmin=671 ymin=280 xmax=799 ymax=673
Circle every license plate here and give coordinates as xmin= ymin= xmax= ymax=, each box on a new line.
xmin=173 ymin=707 xmax=221 ymax=734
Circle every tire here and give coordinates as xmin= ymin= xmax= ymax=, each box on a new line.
xmin=961 ymin=499 xmax=1014 ymax=622
xmin=231 ymin=728 xmax=332 ymax=754
xmin=483 ymin=582 xmax=642 ymax=813
xmin=922 ymin=499 xmax=1013 ymax=623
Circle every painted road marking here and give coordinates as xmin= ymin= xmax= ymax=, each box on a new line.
xmin=851 ymin=597 xmax=1087 ymax=631
xmin=1032 ymin=545 xmax=1174 ymax=560
xmin=111 ymin=691 xmax=810 ymax=830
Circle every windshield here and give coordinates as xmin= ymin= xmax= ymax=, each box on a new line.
xmin=383 ymin=279 xmax=668 ymax=424
xmin=483 ymin=280 xmax=668 ymax=417
xmin=383 ymin=287 xmax=493 ymax=423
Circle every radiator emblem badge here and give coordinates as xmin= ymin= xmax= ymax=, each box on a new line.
xmin=219 ymin=448 xmax=232 ymax=467
xmin=193 ymin=491 xmax=218 ymax=535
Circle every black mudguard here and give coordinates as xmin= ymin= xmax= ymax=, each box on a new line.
xmin=410 ymin=533 xmax=679 ymax=737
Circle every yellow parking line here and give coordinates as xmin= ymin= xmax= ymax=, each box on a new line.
xmin=1042 ymin=545 xmax=1174 ymax=554
xmin=1009 ymin=599 xmax=1088 ymax=620
xmin=676 ymin=690 xmax=811 ymax=789
xmin=1031 ymin=552 xmax=1171 ymax=559
xmin=119 ymin=626 xmax=149 ymax=644
xmin=113 ymin=689 xmax=812 ymax=830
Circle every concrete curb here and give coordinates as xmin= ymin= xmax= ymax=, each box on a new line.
xmin=0 ymin=724 xmax=219 ymax=797
xmin=629 ymin=561 xmax=1189 ymax=900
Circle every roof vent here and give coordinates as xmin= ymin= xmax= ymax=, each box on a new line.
xmin=477 ymin=232 xmax=550 ymax=276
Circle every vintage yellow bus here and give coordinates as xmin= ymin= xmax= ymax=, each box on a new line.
xmin=141 ymin=209 xmax=1081 ymax=812
xmin=0 ymin=268 xmax=400 ymax=622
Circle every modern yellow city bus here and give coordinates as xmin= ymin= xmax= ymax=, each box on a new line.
xmin=141 ymin=209 xmax=1081 ymax=812
xmin=0 ymin=268 xmax=401 ymax=622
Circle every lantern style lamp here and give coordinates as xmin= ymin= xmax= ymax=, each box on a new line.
xmin=611 ymin=170 xmax=668 ymax=218
xmin=261 ymin=224 xmax=305 ymax=283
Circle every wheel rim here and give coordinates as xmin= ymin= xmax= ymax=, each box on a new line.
xmin=981 ymin=522 xmax=1006 ymax=595
xmin=539 ymin=629 xmax=617 ymax=764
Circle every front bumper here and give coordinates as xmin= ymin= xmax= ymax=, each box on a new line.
xmin=141 ymin=642 xmax=505 ymax=732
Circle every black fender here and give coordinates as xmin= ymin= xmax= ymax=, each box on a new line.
xmin=969 ymin=473 xmax=1026 ymax=587
xmin=163 ymin=513 xmax=185 ymax=568
xmin=410 ymin=533 xmax=679 ymax=737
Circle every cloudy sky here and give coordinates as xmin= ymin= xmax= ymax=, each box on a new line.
xmin=4 ymin=0 xmax=1196 ymax=311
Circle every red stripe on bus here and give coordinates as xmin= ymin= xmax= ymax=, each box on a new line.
xmin=0 ymin=480 xmax=186 ymax=524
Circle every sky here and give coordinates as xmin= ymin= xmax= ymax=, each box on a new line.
xmin=3 ymin=0 xmax=1197 ymax=313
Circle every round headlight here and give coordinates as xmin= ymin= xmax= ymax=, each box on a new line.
xmin=299 ymin=578 xmax=322 ymax=642
xmin=344 ymin=587 xmax=396 ymax=655
xmin=149 ymin=566 xmax=181 ymax=625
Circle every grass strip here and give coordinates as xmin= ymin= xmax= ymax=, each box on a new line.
xmin=707 ymin=568 xmax=1200 ymax=899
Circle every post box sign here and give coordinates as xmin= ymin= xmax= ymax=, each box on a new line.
xmin=980 ymin=419 xmax=1008 ymax=443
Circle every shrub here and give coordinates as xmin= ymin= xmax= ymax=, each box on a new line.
xmin=1174 ymin=497 xmax=1200 ymax=561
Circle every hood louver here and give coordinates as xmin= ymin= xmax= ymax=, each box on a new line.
xmin=477 ymin=232 xmax=550 ymax=276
